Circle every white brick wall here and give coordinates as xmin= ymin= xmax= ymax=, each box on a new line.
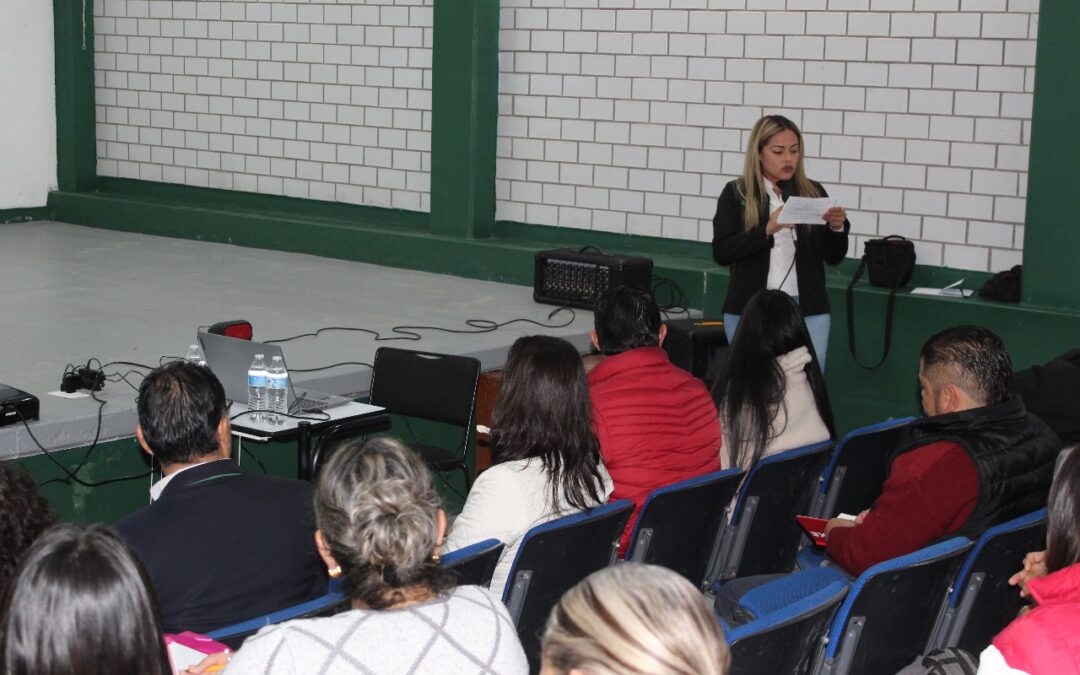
xmin=496 ymin=1 xmax=1039 ymax=272
xmin=93 ymin=0 xmax=433 ymax=211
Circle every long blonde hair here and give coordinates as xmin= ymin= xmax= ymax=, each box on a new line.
xmin=738 ymin=115 xmax=821 ymax=231
xmin=541 ymin=564 xmax=730 ymax=675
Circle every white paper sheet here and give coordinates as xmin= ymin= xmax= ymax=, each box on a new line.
xmin=776 ymin=196 xmax=837 ymax=224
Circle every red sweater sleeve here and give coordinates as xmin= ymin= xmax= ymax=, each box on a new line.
xmin=826 ymin=441 xmax=978 ymax=576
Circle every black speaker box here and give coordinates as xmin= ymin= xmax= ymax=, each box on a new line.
xmin=662 ymin=319 xmax=729 ymax=383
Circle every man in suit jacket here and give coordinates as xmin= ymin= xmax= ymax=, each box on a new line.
xmin=115 ymin=361 xmax=327 ymax=634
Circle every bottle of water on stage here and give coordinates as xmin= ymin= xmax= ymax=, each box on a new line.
xmin=186 ymin=344 xmax=206 ymax=366
xmin=247 ymin=354 xmax=268 ymax=422
xmin=267 ymin=355 xmax=289 ymax=425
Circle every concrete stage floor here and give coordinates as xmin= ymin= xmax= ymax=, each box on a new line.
xmin=0 ymin=221 xmax=596 ymax=460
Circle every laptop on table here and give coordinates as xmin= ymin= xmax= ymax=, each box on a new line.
xmin=198 ymin=331 xmax=354 ymax=415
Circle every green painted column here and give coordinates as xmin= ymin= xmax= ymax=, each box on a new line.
xmin=429 ymin=0 xmax=500 ymax=239
xmin=1022 ymin=0 xmax=1080 ymax=307
xmin=53 ymin=0 xmax=98 ymax=192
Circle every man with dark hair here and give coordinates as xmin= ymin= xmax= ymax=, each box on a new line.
xmin=115 ymin=361 xmax=326 ymax=634
xmin=824 ymin=325 xmax=1061 ymax=575
xmin=587 ymin=285 xmax=722 ymax=553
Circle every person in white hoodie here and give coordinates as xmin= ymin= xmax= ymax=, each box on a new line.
xmin=713 ymin=289 xmax=835 ymax=474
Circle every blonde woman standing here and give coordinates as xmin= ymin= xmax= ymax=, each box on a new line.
xmin=540 ymin=564 xmax=730 ymax=675
xmin=712 ymin=115 xmax=849 ymax=370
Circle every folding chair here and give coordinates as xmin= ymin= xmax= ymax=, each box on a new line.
xmin=811 ymin=537 xmax=973 ymax=675
xmin=725 ymin=575 xmax=849 ymax=675
xmin=503 ymin=500 xmax=634 ymax=673
xmin=306 ymin=415 xmax=391 ymax=480
xmin=626 ymin=467 xmax=744 ymax=589
xmin=808 ymin=416 xmax=915 ymax=519
xmin=928 ymin=509 xmax=1047 ymax=654
xmin=206 ymin=584 xmax=350 ymax=651
xmin=710 ymin=441 xmax=833 ymax=584
xmin=441 ymin=538 xmax=506 ymax=589
xmin=369 ymin=347 xmax=481 ymax=498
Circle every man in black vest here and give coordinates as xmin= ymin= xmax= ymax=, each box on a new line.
xmin=115 ymin=361 xmax=326 ymax=634
xmin=825 ymin=325 xmax=1061 ymax=575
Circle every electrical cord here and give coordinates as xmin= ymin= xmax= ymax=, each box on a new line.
xmin=14 ymin=396 xmax=151 ymax=489
xmin=263 ymin=307 xmax=577 ymax=345
xmin=652 ymin=274 xmax=691 ymax=318
xmin=288 ymin=361 xmax=373 ymax=374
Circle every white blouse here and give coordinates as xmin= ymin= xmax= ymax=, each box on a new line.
xmin=765 ymin=178 xmax=799 ymax=298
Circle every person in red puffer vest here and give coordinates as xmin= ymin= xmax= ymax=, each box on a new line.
xmin=587 ymin=285 xmax=722 ymax=555
xmin=979 ymin=447 xmax=1080 ymax=675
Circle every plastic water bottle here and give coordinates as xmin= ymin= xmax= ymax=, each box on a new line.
xmin=247 ymin=354 xmax=268 ymax=422
xmin=267 ymin=355 xmax=289 ymax=425
xmin=185 ymin=344 xmax=206 ymax=366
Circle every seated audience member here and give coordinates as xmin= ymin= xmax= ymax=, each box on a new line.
xmin=441 ymin=335 xmax=613 ymax=595
xmin=203 ymin=437 xmax=528 ymax=674
xmin=541 ymin=563 xmax=730 ymax=675
xmin=588 ymin=285 xmax=722 ymax=551
xmin=0 ymin=523 xmax=171 ymax=675
xmin=713 ymin=289 xmax=835 ymax=474
xmin=114 ymin=361 xmax=326 ymax=634
xmin=824 ymin=325 xmax=1061 ymax=576
xmin=0 ymin=460 xmax=56 ymax=591
xmin=978 ymin=446 xmax=1080 ymax=675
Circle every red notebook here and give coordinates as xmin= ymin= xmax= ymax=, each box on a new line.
xmin=797 ymin=516 xmax=831 ymax=547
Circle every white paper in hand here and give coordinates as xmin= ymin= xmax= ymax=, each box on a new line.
xmin=776 ymin=196 xmax=837 ymax=225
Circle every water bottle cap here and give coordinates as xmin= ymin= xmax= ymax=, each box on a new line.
xmin=255 ymin=354 xmax=264 ymax=358
xmin=189 ymin=344 xmax=198 ymax=349
xmin=272 ymin=355 xmax=282 ymax=361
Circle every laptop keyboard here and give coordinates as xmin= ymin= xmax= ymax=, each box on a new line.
xmin=290 ymin=393 xmax=330 ymax=413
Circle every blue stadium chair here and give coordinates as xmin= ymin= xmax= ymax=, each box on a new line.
xmin=626 ymin=467 xmax=744 ymax=589
xmin=808 ymin=416 xmax=915 ymax=519
xmin=503 ymin=499 xmax=634 ymax=673
xmin=441 ymin=537 xmax=505 ymax=589
xmin=710 ymin=441 xmax=833 ymax=584
xmin=725 ymin=574 xmax=849 ymax=675
xmin=810 ymin=537 xmax=973 ymax=675
xmin=206 ymin=582 xmax=349 ymax=650
xmin=927 ymin=509 xmax=1047 ymax=655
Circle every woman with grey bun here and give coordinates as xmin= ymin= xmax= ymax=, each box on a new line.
xmin=203 ymin=437 xmax=528 ymax=675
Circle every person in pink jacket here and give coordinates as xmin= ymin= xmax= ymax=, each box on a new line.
xmin=979 ymin=447 xmax=1080 ymax=674
xmin=587 ymin=285 xmax=722 ymax=554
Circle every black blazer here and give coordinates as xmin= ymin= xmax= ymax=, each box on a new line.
xmin=115 ymin=459 xmax=327 ymax=634
xmin=712 ymin=178 xmax=850 ymax=315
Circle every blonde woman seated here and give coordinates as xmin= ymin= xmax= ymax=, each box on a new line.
xmin=441 ymin=335 xmax=613 ymax=596
xmin=541 ymin=563 xmax=730 ymax=675
xmin=203 ymin=438 xmax=527 ymax=674
xmin=713 ymin=289 xmax=835 ymax=474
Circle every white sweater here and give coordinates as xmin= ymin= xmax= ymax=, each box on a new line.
xmin=441 ymin=457 xmax=614 ymax=597
xmin=722 ymin=346 xmax=831 ymax=472
xmin=224 ymin=585 xmax=527 ymax=675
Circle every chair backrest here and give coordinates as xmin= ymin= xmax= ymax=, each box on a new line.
xmin=503 ymin=499 xmax=634 ymax=673
xmin=714 ymin=441 xmax=833 ymax=582
xmin=627 ymin=467 xmax=744 ymax=589
xmin=206 ymin=586 xmax=350 ymax=650
xmin=726 ymin=581 xmax=849 ymax=675
xmin=308 ymin=416 xmax=384 ymax=479
xmin=811 ymin=417 xmax=915 ymax=518
xmin=929 ymin=509 xmax=1047 ymax=655
xmin=814 ymin=537 xmax=973 ymax=675
xmin=369 ymin=347 xmax=481 ymax=428
xmin=441 ymin=538 xmax=506 ymax=589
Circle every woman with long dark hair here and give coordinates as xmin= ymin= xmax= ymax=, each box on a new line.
xmin=979 ymin=447 xmax=1080 ymax=674
xmin=0 ymin=523 xmax=171 ymax=675
xmin=441 ymin=335 xmax=613 ymax=595
xmin=713 ymin=289 xmax=835 ymax=473
xmin=712 ymin=114 xmax=850 ymax=370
